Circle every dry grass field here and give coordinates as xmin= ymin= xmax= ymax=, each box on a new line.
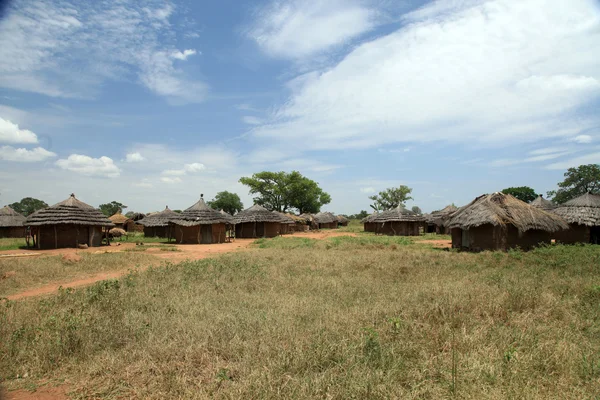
xmin=1 ymin=232 xmax=600 ymax=399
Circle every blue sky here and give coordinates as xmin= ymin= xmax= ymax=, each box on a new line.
xmin=0 ymin=0 xmax=599 ymax=214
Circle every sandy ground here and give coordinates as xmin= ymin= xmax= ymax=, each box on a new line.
xmin=2 ymin=230 xmax=356 ymax=302
xmin=418 ymin=239 xmax=452 ymax=248
xmin=3 ymin=385 xmax=69 ymax=400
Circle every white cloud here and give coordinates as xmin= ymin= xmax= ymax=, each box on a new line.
xmin=56 ymin=154 xmax=120 ymax=177
xmin=160 ymin=176 xmax=182 ymax=184
xmin=171 ymin=49 xmax=197 ymax=60
xmin=546 ymin=152 xmax=600 ymax=170
xmin=0 ymin=118 xmax=38 ymax=144
xmin=253 ymin=0 xmax=600 ymax=149
xmin=529 ymin=147 xmax=565 ymax=156
xmin=247 ymin=0 xmax=379 ymax=59
xmin=242 ymin=116 xmax=263 ymax=125
xmin=161 ymin=162 xmax=206 ymax=176
xmin=133 ymin=179 xmax=153 ymax=188
xmin=525 ymin=151 xmax=573 ymax=162
xmin=573 ymin=134 xmax=593 ymax=144
xmin=0 ymin=146 xmax=56 ymax=162
xmin=360 ymin=187 xmax=375 ymax=194
xmin=0 ymin=0 xmax=206 ymax=103
xmin=125 ymin=152 xmax=145 ymax=162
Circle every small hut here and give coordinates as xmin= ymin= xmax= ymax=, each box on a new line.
xmin=234 ymin=205 xmax=282 ymax=238
xmin=108 ymin=212 xmax=132 ymax=231
xmin=337 ymin=215 xmax=349 ymax=227
xmin=361 ymin=212 xmax=379 ymax=232
xmin=446 ymin=192 xmax=569 ymax=251
xmin=300 ymin=213 xmax=317 ymax=230
xmin=371 ymin=205 xmax=426 ymax=236
xmin=274 ymin=212 xmax=296 ymax=234
xmin=286 ymin=213 xmax=309 ymax=232
xmin=553 ymin=192 xmax=600 ymax=244
xmin=138 ymin=206 xmax=178 ymax=239
xmin=220 ymin=209 xmax=235 ymax=240
xmin=169 ymin=196 xmax=233 ymax=244
xmin=428 ymin=205 xmax=458 ymax=234
xmin=529 ymin=194 xmax=556 ymax=211
xmin=314 ymin=212 xmax=338 ymax=229
xmin=0 ymin=206 xmax=26 ymax=238
xmin=24 ymin=194 xmax=114 ymax=249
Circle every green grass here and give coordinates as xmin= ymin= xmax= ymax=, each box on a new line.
xmin=0 ymin=237 xmax=28 ymax=251
xmin=2 ymin=240 xmax=600 ymax=398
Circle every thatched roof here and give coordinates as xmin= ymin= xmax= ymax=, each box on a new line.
xmin=137 ymin=206 xmax=179 ymax=227
xmin=337 ymin=215 xmax=349 ymax=223
xmin=109 ymin=212 xmax=130 ymax=224
xmin=286 ymin=213 xmax=308 ymax=223
xmin=0 ymin=206 xmax=26 ymax=228
xmin=446 ymin=192 xmax=568 ymax=233
xmin=234 ymin=204 xmax=282 ymax=224
xmin=314 ymin=212 xmax=337 ymax=224
xmin=274 ymin=211 xmax=295 ymax=224
xmin=361 ymin=211 xmax=379 ymax=223
xmin=529 ymin=194 xmax=555 ymax=211
xmin=553 ymin=192 xmax=600 ymax=226
xmin=299 ymin=213 xmax=315 ymax=223
xmin=25 ymin=194 xmax=114 ymax=227
xmin=371 ymin=205 xmax=426 ymax=223
xmin=429 ymin=204 xmax=458 ymax=226
xmin=170 ymin=196 xmax=234 ymax=226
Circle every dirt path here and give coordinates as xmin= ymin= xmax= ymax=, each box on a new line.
xmin=4 ymin=385 xmax=69 ymax=400
xmin=418 ymin=239 xmax=451 ymax=248
xmin=3 ymin=231 xmax=356 ymax=301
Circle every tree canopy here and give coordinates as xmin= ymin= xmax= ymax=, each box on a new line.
xmin=9 ymin=197 xmax=48 ymax=216
xmin=411 ymin=206 xmax=422 ymax=214
xmin=239 ymin=171 xmax=331 ymax=214
xmin=350 ymin=210 xmax=370 ymax=220
xmin=547 ymin=164 xmax=600 ymax=204
xmin=207 ymin=191 xmax=244 ymax=215
xmin=99 ymin=201 xmax=127 ymax=217
xmin=368 ymin=186 xmax=413 ymax=211
xmin=501 ymin=186 xmax=537 ymax=203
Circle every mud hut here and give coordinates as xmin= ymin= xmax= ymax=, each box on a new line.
xmin=371 ymin=205 xmax=426 ymax=236
xmin=274 ymin=212 xmax=296 ymax=234
xmin=314 ymin=212 xmax=338 ymax=229
xmin=108 ymin=212 xmax=132 ymax=231
xmin=361 ymin=212 xmax=379 ymax=232
xmin=0 ymin=206 xmax=26 ymax=238
xmin=286 ymin=213 xmax=309 ymax=232
xmin=446 ymin=192 xmax=568 ymax=251
xmin=530 ymin=194 xmax=556 ymax=211
xmin=220 ymin=209 xmax=235 ymax=240
xmin=234 ymin=204 xmax=282 ymax=238
xmin=138 ymin=206 xmax=179 ymax=239
xmin=553 ymin=192 xmax=600 ymax=244
xmin=169 ymin=196 xmax=233 ymax=244
xmin=300 ymin=213 xmax=317 ymax=230
xmin=337 ymin=215 xmax=349 ymax=227
xmin=24 ymin=194 xmax=114 ymax=249
xmin=429 ymin=205 xmax=458 ymax=234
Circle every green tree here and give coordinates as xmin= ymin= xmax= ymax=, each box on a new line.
xmin=208 ymin=191 xmax=244 ymax=215
xmin=411 ymin=206 xmax=422 ymax=214
xmin=239 ymin=171 xmax=331 ymax=213
xmin=547 ymin=164 xmax=600 ymax=204
xmin=501 ymin=186 xmax=537 ymax=203
xmin=99 ymin=201 xmax=127 ymax=216
xmin=368 ymin=186 xmax=413 ymax=211
xmin=352 ymin=210 xmax=369 ymax=220
xmin=9 ymin=197 xmax=48 ymax=216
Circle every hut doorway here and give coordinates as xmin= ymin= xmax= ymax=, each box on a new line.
xmin=591 ymin=226 xmax=600 ymax=244
xmin=201 ymin=225 xmax=212 ymax=244
xmin=461 ymin=229 xmax=470 ymax=248
xmin=256 ymin=222 xmax=265 ymax=237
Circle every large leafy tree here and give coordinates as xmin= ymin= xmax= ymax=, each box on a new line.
xmin=501 ymin=186 xmax=537 ymax=203
xmin=239 ymin=171 xmax=331 ymax=213
xmin=9 ymin=197 xmax=48 ymax=216
xmin=208 ymin=191 xmax=244 ymax=215
xmin=411 ymin=206 xmax=422 ymax=214
xmin=99 ymin=201 xmax=127 ymax=216
xmin=351 ymin=210 xmax=369 ymax=220
xmin=547 ymin=164 xmax=600 ymax=204
xmin=368 ymin=186 xmax=413 ymax=211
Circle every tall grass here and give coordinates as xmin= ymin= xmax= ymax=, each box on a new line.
xmin=1 ymin=243 xmax=600 ymax=398
xmin=0 ymin=238 xmax=28 ymax=251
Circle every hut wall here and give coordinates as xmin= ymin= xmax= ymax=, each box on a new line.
xmin=174 ymin=224 xmax=226 ymax=244
xmin=554 ymin=223 xmax=590 ymax=244
xmin=176 ymin=225 xmax=200 ymax=244
xmin=280 ymin=224 xmax=290 ymax=235
xmin=451 ymin=228 xmax=462 ymax=248
xmin=211 ymin=223 xmax=226 ymax=243
xmin=427 ymin=224 xmax=436 ymax=234
xmin=144 ymin=226 xmax=173 ymax=238
xmin=0 ymin=226 xmax=26 ymax=238
xmin=378 ymin=221 xmax=421 ymax=236
xmin=236 ymin=222 xmax=280 ymax=238
xmin=38 ymin=224 xmax=103 ymax=249
xmin=452 ymin=224 xmax=551 ymax=251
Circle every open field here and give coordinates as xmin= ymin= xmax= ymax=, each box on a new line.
xmin=2 ymin=234 xmax=600 ymax=399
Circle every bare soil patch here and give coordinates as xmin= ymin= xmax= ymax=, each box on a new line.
xmin=4 ymin=385 xmax=68 ymax=400
xmin=418 ymin=239 xmax=451 ymax=248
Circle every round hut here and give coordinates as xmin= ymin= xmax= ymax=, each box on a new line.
xmin=0 ymin=206 xmax=27 ymax=238
xmin=300 ymin=213 xmax=317 ymax=230
xmin=361 ymin=212 xmax=379 ymax=232
xmin=371 ymin=205 xmax=426 ymax=236
xmin=169 ymin=195 xmax=233 ymax=244
xmin=108 ymin=212 xmax=132 ymax=231
xmin=446 ymin=192 xmax=569 ymax=251
xmin=530 ymin=194 xmax=556 ymax=211
xmin=274 ymin=212 xmax=296 ymax=234
xmin=337 ymin=215 xmax=349 ymax=227
xmin=138 ymin=206 xmax=179 ymax=239
xmin=313 ymin=212 xmax=338 ymax=229
xmin=234 ymin=205 xmax=282 ymax=238
xmin=220 ymin=209 xmax=235 ymax=240
xmin=429 ymin=205 xmax=458 ymax=234
xmin=24 ymin=194 xmax=114 ymax=249
xmin=552 ymin=192 xmax=600 ymax=244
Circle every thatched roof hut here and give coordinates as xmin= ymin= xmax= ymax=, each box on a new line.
xmin=234 ymin=204 xmax=282 ymax=238
xmin=274 ymin=212 xmax=295 ymax=234
xmin=138 ymin=206 xmax=179 ymax=238
xmin=530 ymin=194 xmax=556 ymax=211
xmin=25 ymin=194 xmax=113 ymax=249
xmin=370 ymin=205 xmax=426 ymax=236
xmin=553 ymin=192 xmax=600 ymax=244
xmin=361 ymin=211 xmax=379 ymax=232
xmin=428 ymin=204 xmax=458 ymax=234
xmin=169 ymin=195 xmax=233 ymax=244
xmin=337 ymin=215 xmax=349 ymax=226
xmin=0 ymin=206 xmax=27 ymax=238
xmin=446 ymin=192 xmax=568 ymax=251
xmin=314 ymin=212 xmax=338 ymax=229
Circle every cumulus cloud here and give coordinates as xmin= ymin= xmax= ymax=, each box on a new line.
xmin=253 ymin=0 xmax=600 ymax=149
xmin=0 ymin=146 xmax=56 ymax=162
xmin=0 ymin=118 xmax=38 ymax=144
xmin=0 ymin=0 xmax=207 ymax=103
xmin=161 ymin=162 xmax=206 ymax=176
xmin=56 ymin=154 xmax=120 ymax=177
xmin=125 ymin=152 xmax=145 ymax=162
xmin=247 ymin=0 xmax=379 ymax=59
